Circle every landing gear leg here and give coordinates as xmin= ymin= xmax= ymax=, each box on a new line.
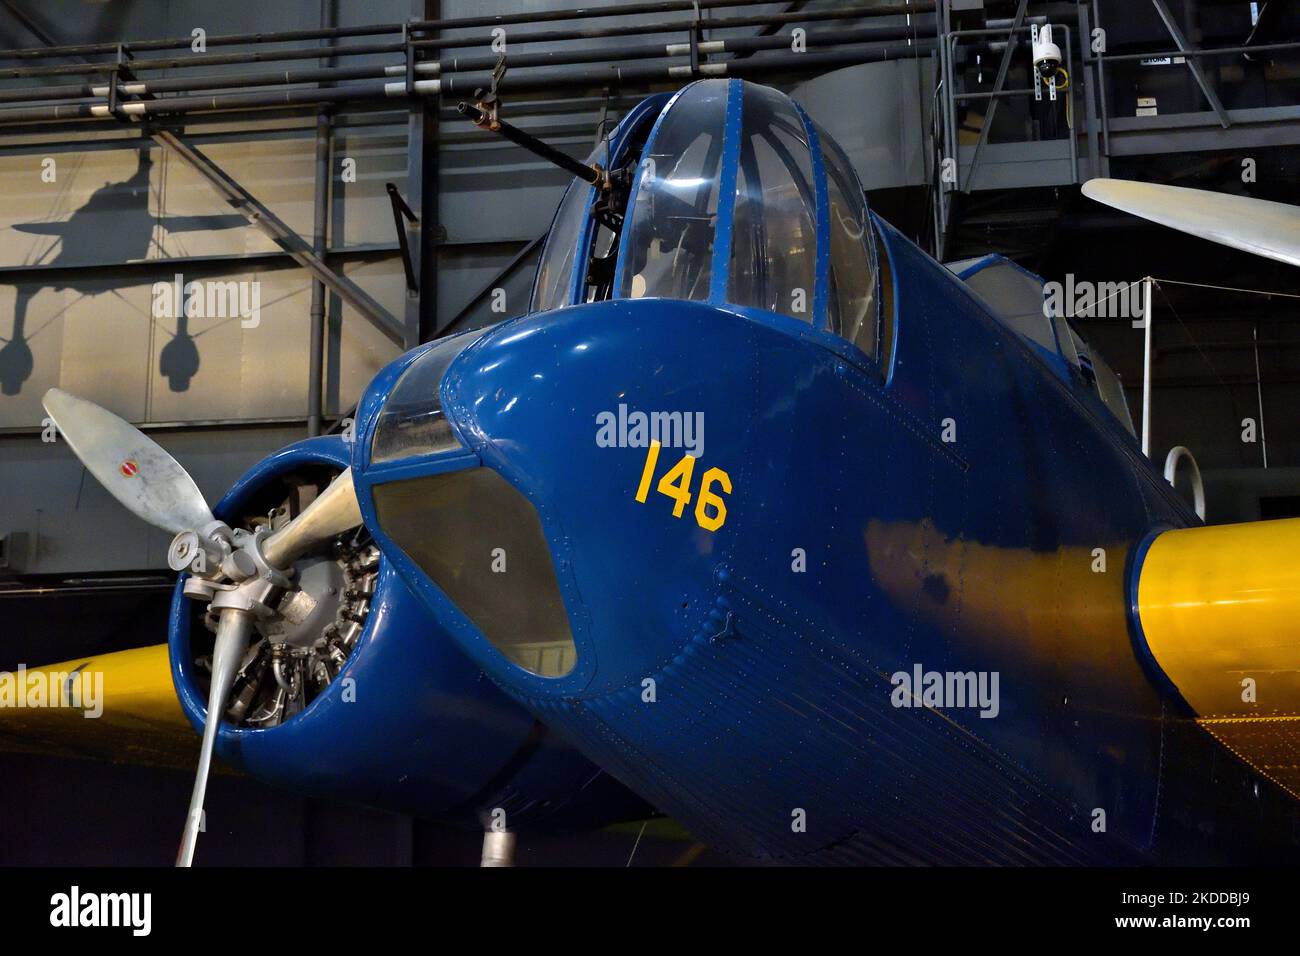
xmin=480 ymin=830 xmax=516 ymax=867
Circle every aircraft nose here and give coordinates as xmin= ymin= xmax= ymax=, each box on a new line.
xmin=353 ymin=298 xmax=760 ymax=698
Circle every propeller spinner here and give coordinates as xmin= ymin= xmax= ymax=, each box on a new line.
xmin=41 ymin=388 xmax=363 ymax=866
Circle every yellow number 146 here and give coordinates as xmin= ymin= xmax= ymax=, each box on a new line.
xmin=633 ymin=440 xmax=732 ymax=532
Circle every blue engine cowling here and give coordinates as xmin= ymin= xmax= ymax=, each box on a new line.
xmin=168 ymin=435 xmax=647 ymax=829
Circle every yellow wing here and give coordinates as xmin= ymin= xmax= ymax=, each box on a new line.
xmin=0 ymin=644 xmax=197 ymax=769
xmin=1135 ymin=517 xmax=1300 ymax=798
xmin=868 ymin=515 xmax=1300 ymax=800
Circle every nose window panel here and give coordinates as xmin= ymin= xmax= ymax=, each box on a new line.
xmin=616 ymin=80 xmax=729 ymax=303
xmin=372 ymin=468 xmax=577 ymax=678
xmin=370 ymin=328 xmax=489 ymax=465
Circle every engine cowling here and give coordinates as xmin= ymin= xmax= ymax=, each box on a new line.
xmin=168 ymin=435 xmax=646 ymax=829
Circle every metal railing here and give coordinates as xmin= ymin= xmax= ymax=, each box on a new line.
xmin=932 ymin=0 xmax=1300 ymax=256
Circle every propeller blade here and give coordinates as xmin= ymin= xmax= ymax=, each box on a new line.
xmin=263 ymin=467 xmax=363 ymax=569
xmin=1082 ymin=178 xmax=1300 ymax=268
xmin=176 ymin=607 xmax=252 ymax=867
xmin=42 ymin=388 xmax=215 ymax=535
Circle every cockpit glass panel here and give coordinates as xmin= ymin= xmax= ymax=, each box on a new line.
xmin=532 ymin=174 xmax=595 ymax=313
xmin=617 ymin=80 xmax=728 ymax=303
xmin=962 ymin=259 xmax=1060 ymax=355
xmin=728 ymin=83 xmax=818 ymax=323
xmin=1066 ymin=324 xmax=1088 ymax=368
xmin=370 ymin=328 xmax=489 ymax=464
xmin=1092 ymin=351 xmax=1137 ymax=437
xmin=818 ymin=124 xmax=879 ymax=354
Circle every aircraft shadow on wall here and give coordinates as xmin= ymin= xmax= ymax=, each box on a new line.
xmin=0 ymin=146 xmax=248 ymax=396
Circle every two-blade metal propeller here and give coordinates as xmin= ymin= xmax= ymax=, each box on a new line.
xmin=41 ymin=388 xmax=363 ymax=866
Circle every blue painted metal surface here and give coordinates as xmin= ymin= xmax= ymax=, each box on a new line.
xmin=344 ymin=80 xmax=1300 ymax=864
xmin=168 ymin=435 xmax=647 ymax=828
xmin=709 ymin=78 xmax=745 ymax=307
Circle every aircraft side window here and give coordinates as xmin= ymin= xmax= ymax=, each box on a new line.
xmin=617 ymin=81 xmax=728 ymax=303
xmin=579 ymin=107 xmax=660 ymax=304
xmin=1066 ymin=323 xmax=1098 ymax=384
xmin=818 ymin=124 xmax=880 ymax=357
xmin=1092 ymin=350 xmax=1137 ymax=438
xmin=532 ymin=176 xmax=594 ymax=313
xmin=727 ymin=84 xmax=818 ymax=323
xmin=582 ymin=220 xmax=619 ymax=304
xmin=962 ymin=260 xmax=1060 ymax=355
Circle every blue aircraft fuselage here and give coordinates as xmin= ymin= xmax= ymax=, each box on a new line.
xmin=177 ymin=79 xmax=1300 ymax=863
xmin=350 ymin=232 xmax=1300 ymax=863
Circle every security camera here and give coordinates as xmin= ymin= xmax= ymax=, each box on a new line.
xmin=1032 ymin=24 xmax=1062 ymax=79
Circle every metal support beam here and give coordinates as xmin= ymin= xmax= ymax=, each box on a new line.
xmin=1077 ymin=2 xmax=1103 ymax=179
xmin=935 ymin=0 xmax=953 ymax=259
xmin=1105 ymin=105 xmax=1300 ymax=155
xmin=729 ymin=0 xmax=810 ymax=60
xmin=1094 ymin=0 xmax=1111 ymax=156
xmin=0 ymin=3 xmax=407 ymax=347
xmin=1141 ymin=277 xmax=1153 ymax=458
xmin=153 ymin=129 xmax=406 ymax=346
xmin=386 ymin=182 xmax=420 ymax=294
xmin=0 ymin=1 xmax=854 ymax=64
xmin=444 ymin=236 xmax=545 ymax=334
xmin=1149 ymin=0 xmax=1230 ymax=129
xmin=408 ymin=0 xmax=440 ymax=345
xmin=308 ymin=110 xmax=331 ymax=437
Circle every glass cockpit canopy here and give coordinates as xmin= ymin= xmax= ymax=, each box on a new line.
xmin=530 ymin=79 xmax=882 ymax=359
